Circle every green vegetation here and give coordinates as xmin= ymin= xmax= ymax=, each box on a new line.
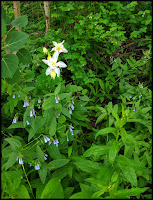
xmin=1 ymin=1 xmax=152 ymax=199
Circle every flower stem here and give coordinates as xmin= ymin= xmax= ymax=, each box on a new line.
xmin=22 ymin=164 xmax=35 ymax=199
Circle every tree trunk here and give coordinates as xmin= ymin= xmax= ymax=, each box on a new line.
xmin=13 ymin=1 xmax=22 ymax=32
xmin=44 ymin=1 xmax=51 ymax=34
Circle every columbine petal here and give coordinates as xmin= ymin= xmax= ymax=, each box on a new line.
xmin=46 ymin=67 xmax=52 ymax=76
xmin=56 ymin=61 xmax=67 ymax=68
xmin=53 ymin=41 xmax=57 ymax=46
xmin=52 ymin=51 xmax=59 ymax=62
xmin=54 ymin=68 xmax=60 ymax=77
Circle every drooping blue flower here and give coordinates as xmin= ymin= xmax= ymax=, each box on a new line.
xmin=57 ymin=114 xmax=60 ymax=118
xmin=38 ymin=99 xmax=41 ymax=103
xmin=71 ymin=105 xmax=74 ymax=110
xmin=44 ymin=154 xmax=48 ymax=160
xmin=69 ymin=109 xmax=72 ymax=114
xmin=30 ymin=110 xmax=33 ymax=117
xmin=12 ymin=117 xmax=17 ymax=124
xmin=29 ymin=163 xmax=32 ymax=167
xmin=12 ymin=95 xmax=15 ymax=99
xmin=55 ymin=97 xmax=59 ymax=103
xmin=70 ymin=126 xmax=74 ymax=135
xmin=23 ymin=101 xmax=29 ymax=107
xmin=26 ymin=120 xmax=30 ymax=125
xmin=54 ymin=139 xmax=59 ymax=147
xmin=35 ymin=164 xmax=40 ymax=170
xmin=44 ymin=136 xmax=50 ymax=143
xmin=21 ymin=176 xmax=23 ymax=179
xmin=19 ymin=158 xmax=24 ymax=165
xmin=129 ymin=96 xmax=132 ymax=99
xmin=32 ymin=109 xmax=36 ymax=116
xmin=133 ymin=108 xmax=135 ymax=111
xmin=18 ymin=95 xmax=20 ymax=97
xmin=28 ymin=96 xmax=31 ymax=100
xmin=67 ymin=136 xmax=69 ymax=142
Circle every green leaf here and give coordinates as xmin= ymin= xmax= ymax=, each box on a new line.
xmin=49 ymin=116 xmax=56 ymax=136
xmin=36 ymin=145 xmax=45 ymax=162
xmin=79 ymin=95 xmax=90 ymax=101
xmin=109 ymin=141 xmax=120 ymax=164
xmin=74 ymin=158 xmax=101 ymax=173
xmin=48 ymin=159 xmax=69 ymax=170
xmin=41 ymin=177 xmax=64 ymax=199
xmin=58 ymin=114 xmax=66 ymax=123
xmin=6 ymin=31 xmax=29 ymax=52
xmin=5 ymin=151 xmax=18 ymax=171
xmin=16 ymin=185 xmax=30 ymax=199
xmin=58 ymin=93 xmax=71 ymax=100
xmin=42 ymin=96 xmax=55 ymax=110
xmin=5 ymin=138 xmax=22 ymax=149
xmin=11 ymin=15 xmax=28 ymax=27
xmin=54 ymin=83 xmax=61 ymax=95
xmin=95 ymin=127 xmax=117 ymax=138
xmin=1 ymin=19 xmax=6 ymax=37
xmin=1 ymin=54 xmax=19 ymax=79
xmin=96 ymin=113 xmax=107 ymax=125
xmin=120 ymin=165 xmax=137 ymax=187
xmin=8 ymin=122 xmax=24 ymax=129
xmin=61 ymin=108 xmax=71 ymax=119
xmin=47 ymin=143 xmax=62 ymax=159
xmin=83 ymin=145 xmax=109 ymax=157
xmin=113 ymin=187 xmax=149 ymax=198
xmin=17 ymin=48 xmax=31 ymax=64
xmin=70 ymin=191 xmax=92 ymax=199
xmin=38 ymin=162 xmax=48 ymax=184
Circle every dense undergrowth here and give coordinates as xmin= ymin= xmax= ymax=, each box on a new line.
xmin=1 ymin=1 xmax=152 ymax=199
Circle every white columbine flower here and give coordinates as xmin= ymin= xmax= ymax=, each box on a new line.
xmin=51 ymin=40 xmax=68 ymax=55
xmin=42 ymin=52 xmax=67 ymax=79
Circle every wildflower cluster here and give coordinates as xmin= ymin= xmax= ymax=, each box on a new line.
xmin=42 ymin=41 xmax=68 ymax=79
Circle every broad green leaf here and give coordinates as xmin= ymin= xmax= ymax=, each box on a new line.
xmin=42 ymin=96 xmax=55 ymax=110
xmin=58 ymin=114 xmax=66 ymax=123
xmin=74 ymin=158 xmax=101 ymax=173
xmin=28 ymin=129 xmax=36 ymax=142
xmin=11 ymin=15 xmax=28 ymax=27
xmin=54 ymin=83 xmax=61 ymax=95
xmin=83 ymin=145 xmax=109 ymax=157
xmin=95 ymin=127 xmax=117 ymax=138
xmin=70 ymin=191 xmax=92 ymax=199
xmin=79 ymin=95 xmax=90 ymax=101
xmin=17 ymin=48 xmax=31 ymax=64
xmin=113 ymin=187 xmax=149 ymax=198
xmin=1 ymin=54 xmax=19 ymax=79
xmin=3 ymin=172 xmax=16 ymax=197
xmin=5 ymin=138 xmax=22 ymax=149
xmin=61 ymin=108 xmax=71 ymax=119
xmin=16 ymin=185 xmax=30 ymax=199
xmin=41 ymin=177 xmax=64 ymax=199
xmin=38 ymin=162 xmax=48 ymax=184
xmin=8 ymin=122 xmax=24 ymax=129
xmin=64 ymin=187 xmax=74 ymax=199
xmin=96 ymin=113 xmax=107 ymax=125
xmin=98 ymin=79 xmax=105 ymax=91
xmin=47 ymin=143 xmax=62 ymax=159
xmin=5 ymin=151 xmax=18 ymax=171
xmin=36 ymin=145 xmax=45 ymax=162
xmin=48 ymin=159 xmax=69 ymax=170
xmin=6 ymin=31 xmax=29 ymax=52
xmin=58 ymin=93 xmax=71 ymax=100
xmin=49 ymin=116 xmax=56 ymax=136
xmin=1 ymin=19 xmax=6 ymax=37
xmin=109 ymin=141 xmax=120 ymax=164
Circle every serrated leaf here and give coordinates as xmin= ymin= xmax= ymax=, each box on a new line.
xmin=1 ymin=54 xmax=19 ymax=79
xmin=109 ymin=141 xmax=120 ymax=164
xmin=83 ymin=145 xmax=109 ymax=157
xmin=6 ymin=31 xmax=29 ymax=52
xmin=95 ymin=127 xmax=117 ymax=139
xmin=79 ymin=95 xmax=90 ymax=101
xmin=11 ymin=15 xmax=28 ymax=27
xmin=96 ymin=113 xmax=107 ymax=125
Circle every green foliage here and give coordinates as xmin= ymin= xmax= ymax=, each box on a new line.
xmin=1 ymin=1 xmax=152 ymax=199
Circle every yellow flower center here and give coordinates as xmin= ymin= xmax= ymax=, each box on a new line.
xmin=50 ymin=70 xmax=56 ymax=79
xmin=52 ymin=62 xmax=56 ymax=66
xmin=56 ymin=46 xmax=61 ymax=51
